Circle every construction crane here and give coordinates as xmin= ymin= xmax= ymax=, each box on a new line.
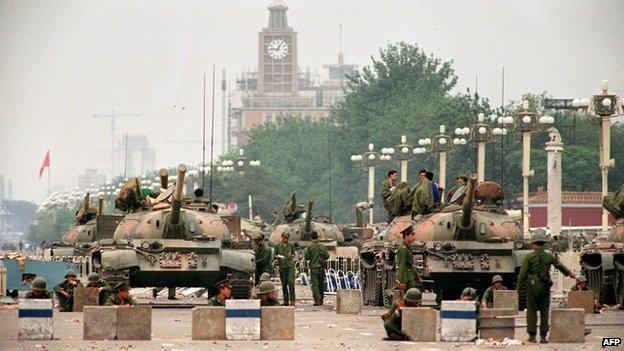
xmin=93 ymin=110 xmax=143 ymax=178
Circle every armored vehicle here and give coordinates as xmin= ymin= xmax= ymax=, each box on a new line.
xmin=580 ymin=184 xmax=624 ymax=306
xmin=90 ymin=164 xmax=254 ymax=298
xmin=360 ymin=174 xmax=526 ymax=305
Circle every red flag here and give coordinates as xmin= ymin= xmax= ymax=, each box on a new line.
xmin=39 ymin=150 xmax=50 ymax=179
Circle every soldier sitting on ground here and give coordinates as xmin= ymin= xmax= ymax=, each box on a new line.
xmin=53 ymin=269 xmax=83 ymax=311
xmin=207 ymin=280 xmax=231 ymax=306
xmin=382 ymin=288 xmax=422 ymax=341
xmin=85 ymin=272 xmax=112 ymax=305
xmin=480 ymin=275 xmax=508 ymax=309
xmin=104 ymin=282 xmax=138 ymax=307
xmin=569 ymin=275 xmax=602 ymax=313
xmin=251 ymin=273 xmax=271 ymax=299
xmin=26 ymin=277 xmax=53 ymax=299
xmin=258 ymin=281 xmax=280 ymax=306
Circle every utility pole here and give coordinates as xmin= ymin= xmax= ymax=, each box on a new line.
xmin=93 ymin=110 xmax=142 ymax=178
xmin=221 ymin=69 xmax=228 ymax=154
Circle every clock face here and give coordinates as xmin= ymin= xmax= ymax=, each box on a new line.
xmin=267 ymin=39 xmax=288 ymax=60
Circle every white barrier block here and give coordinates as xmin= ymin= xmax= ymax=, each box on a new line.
xmin=440 ymin=300 xmax=477 ymax=342
xmin=18 ymin=299 xmax=54 ymax=340
xmin=225 ymin=299 xmax=260 ymax=340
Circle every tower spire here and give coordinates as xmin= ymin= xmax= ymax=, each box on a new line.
xmin=268 ymin=0 xmax=288 ymax=28
xmin=338 ymin=24 xmax=344 ymax=65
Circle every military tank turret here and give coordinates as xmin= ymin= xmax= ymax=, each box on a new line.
xmin=360 ymin=174 xmax=526 ymax=305
xmin=90 ymin=164 xmax=254 ymax=298
xmin=580 ymin=184 xmax=624 ymax=306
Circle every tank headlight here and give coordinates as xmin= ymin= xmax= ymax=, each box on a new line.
xmin=515 ymin=242 xmax=524 ymax=250
xmin=141 ymin=241 xmax=150 ymax=250
xmin=434 ymin=242 xmax=443 ymax=251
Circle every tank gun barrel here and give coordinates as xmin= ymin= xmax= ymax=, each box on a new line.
xmin=170 ymin=163 xmax=186 ymax=225
xmin=460 ymin=173 xmax=478 ymax=229
xmin=97 ymin=193 xmax=104 ymax=216
xmin=305 ymin=200 xmax=314 ymax=234
xmin=84 ymin=192 xmax=90 ymax=213
xmin=160 ymin=168 xmax=169 ymax=190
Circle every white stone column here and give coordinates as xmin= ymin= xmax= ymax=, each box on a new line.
xmin=545 ymin=128 xmax=564 ymax=236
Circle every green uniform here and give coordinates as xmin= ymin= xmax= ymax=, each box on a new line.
xmin=480 ymin=285 xmax=508 ymax=308
xmin=206 ymin=295 xmax=226 ymax=306
xmin=517 ymin=248 xmax=571 ymax=338
xmin=304 ymin=241 xmax=329 ymax=301
xmin=254 ymin=242 xmax=273 ymax=284
xmin=87 ymin=279 xmax=113 ymax=305
xmin=104 ymin=294 xmax=139 ymax=306
xmin=53 ymin=280 xmax=83 ymax=311
xmin=275 ymin=242 xmax=296 ymax=303
xmin=25 ymin=290 xmax=53 ymax=299
xmin=261 ymin=297 xmax=281 ymax=306
xmin=410 ymin=179 xmax=434 ymax=215
xmin=381 ymin=179 xmax=396 ymax=222
xmin=395 ymin=241 xmax=418 ymax=290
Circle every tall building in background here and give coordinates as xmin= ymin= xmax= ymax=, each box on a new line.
xmin=6 ymin=179 xmax=12 ymax=200
xmin=0 ymin=175 xmax=5 ymax=201
xmin=118 ymin=135 xmax=156 ymax=177
xmin=228 ymin=0 xmax=357 ymax=149
xmin=77 ymin=169 xmax=107 ymax=191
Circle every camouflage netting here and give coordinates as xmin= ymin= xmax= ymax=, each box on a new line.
xmin=603 ymin=184 xmax=624 ymax=219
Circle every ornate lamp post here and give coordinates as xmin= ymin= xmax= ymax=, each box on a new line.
xmin=218 ymin=149 xmax=261 ymax=219
xmin=351 ymin=143 xmax=379 ymax=225
xmin=416 ymin=125 xmax=461 ymax=197
xmin=573 ymin=80 xmax=623 ymax=234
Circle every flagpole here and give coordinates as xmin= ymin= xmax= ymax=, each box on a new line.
xmin=48 ymin=164 xmax=51 ymax=197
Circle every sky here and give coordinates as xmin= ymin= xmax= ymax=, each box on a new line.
xmin=0 ymin=0 xmax=622 ymax=203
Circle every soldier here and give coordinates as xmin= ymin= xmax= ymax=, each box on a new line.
xmin=53 ymin=269 xmax=83 ymax=311
xmin=447 ymin=174 xmax=468 ymax=204
xmin=85 ymin=272 xmax=112 ymax=305
xmin=461 ymin=287 xmax=477 ymax=301
xmin=304 ymin=231 xmax=329 ymax=306
xmin=569 ymin=275 xmax=602 ymax=313
xmin=381 ymin=170 xmax=399 ymax=223
xmin=26 ymin=277 xmax=53 ymax=299
xmin=207 ymin=280 xmax=231 ymax=306
xmin=426 ymin=171 xmax=441 ymax=206
xmin=104 ymin=282 xmax=138 ymax=307
xmin=382 ymin=288 xmax=422 ymax=341
xmin=258 ymin=281 xmax=281 ymax=306
xmin=480 ymin=275 xmax=508 ymax=309
xmin=517 ymin=233 xmax=575 ymax=344
xmin=275 ymin=232 xmax=296 ymax=306
xmin=396 ymin=225 xmax=419 ymax=291
xmin=253 ymin=233 xmax=273 ymax=284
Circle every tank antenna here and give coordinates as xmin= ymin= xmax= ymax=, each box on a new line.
xmin=209 ymin=64 xmax=216 ymax=199
xmin=202 ymin=73 xmax=206 ymax=190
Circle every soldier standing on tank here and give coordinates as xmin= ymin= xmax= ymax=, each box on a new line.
xmin=275 ymin=232 xmax=296 ymax=306
xmin=258 ymin=281 xmax=281 ymax=306
xmin=517 ymin=233 xmax=575 ymax=344
xmin=304 ymin=231 xmax=329 ymax=306
xmin=26 ymin=277 xmax=53 ymax=299
xmin=85 ymin=272 xmax=112 ymax=305
xmin=53 ymin=269 xmax=83 ymax=311
xmin=207 ymin=280 xmax=231 ymax=306
xmin=481 ymin=275 xmax=508 ymax=309
xmin=253 ymin=234 xmax=273 ymax=284
xmin=396 ymin=225 xmax=419 ymax=291
xmin=382 ymin=288 xmax=422 ymax=341
xmin=381 ymin=170 xmax=399 ymax=223
xmin=104 ymin=282 xmax=138 ymax=307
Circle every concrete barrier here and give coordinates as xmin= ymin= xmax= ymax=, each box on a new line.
xmin=440 ymin=301 xmax=477 ymax=342
xmin=73 ymin=287 xmax=100 ymax=312
xmin=192 ymin=307 xmax=226 ymax=340
xmin=478 ymin=308 xmax=515 ymax=341
xmin=568 ymin=291 xmax=594 ymax=314
xmin=83 ymin=306 xmax=117 ymax=340
xmin=18 ymin=299 xmax=53 ymax=340
xmin=261 ymin=306 xmax=295 ymax=340
xmin=493 ymin=290 xmax=518 ymax=314
xmin=402 ymin=307 xmax=437 ymax=341
xmin=550 ymin=308 xmax=585 ymax=343
xmin=117 ymin=306 xmax=151 ymax=340
xmin=336 ymin=289 xmax=362 ymax=314
xmin=226 ymin=299 xmax=260 ymax=340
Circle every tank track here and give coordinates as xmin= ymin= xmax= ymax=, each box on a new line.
xmin=230 ymin=277 xmax=252 ymax=299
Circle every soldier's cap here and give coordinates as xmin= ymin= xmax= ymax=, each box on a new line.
xmin=32 ymin=277 xmax=47 ymax=291
xmin=400 ymin=225 xmax=415 ymax=237
xmin=281 ymin=232 xmax=290 ymax=238
xmin=461 ymin=287 xmax=476 ymax=299
xmin=576 ymin=275 xmax=587 ymax=283
xmin=529 ymin=233 xmax=548 ymax=244
xmin=260 ymin=272 xmax=271 ymax=282
xmin=253 ymin=233 xmax=264 ymax=241
xmin=405 ymin=288 xmax=422 ymax=303
xmin=492 ymin=275 xmax=503 ymax=284
xmin=258 ymin=281 xmax=275 ymax=294
xmin=64 ymin=269 xmax=77 ymax=278
xmin=113 ymin=281 xmax=130 ymax=292
xmin=216 ymin=279 xmax=231 ymax=290
xmin=87 ymin=272 xmax=100 ymax=282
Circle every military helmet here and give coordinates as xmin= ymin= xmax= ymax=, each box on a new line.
xmin=260 ymin=272 xmax=271 ymax=282
xmin=461 ymin=287 xmax=477 ymax=299
xmin=216 ymin=279 xmax=231 ymax=290
xmin=113 ymin=281 xmax=130 ymax=292
xmin=405 ymin=288 xmax=422 ymax=303
xmin=88 ymin=272 xmax=100 ymax=282
xmin=576 ymin=275 xmax=587 ymax=283
xmin=529 ymin=233 xmax=549 ymax=244
xmin=252 ymin=233 xmax=264 ymax=241
xmin=258 ymin=281 xmax=275 ymax=294
xmin=65 ymin=269 xmax=77 ymax=278
xmin=492 ymin=275 xmax=503 ymax=284
xmin=281 ymin=232 xmax=290 ymax=238
xmin=400 ymin=225 xmax=415 ymax=237
xmin=32 ymin=277 xmax=47 ymax=291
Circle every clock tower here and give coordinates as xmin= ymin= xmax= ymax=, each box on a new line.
xmin=258 ymin=0 xmax=297 ymax=95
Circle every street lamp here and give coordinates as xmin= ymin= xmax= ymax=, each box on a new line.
xmin=219 ymin=149 xmax=261 ymax=219
xmin=417 ymin=125 xmax=459 ymax=198
xmin=573 ymin=80 xmax=624 ymax=235
xmin=351 ymin=143 xmax=379 ymax=225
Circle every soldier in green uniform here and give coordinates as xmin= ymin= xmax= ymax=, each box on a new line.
xmin=85 ymin=272 xmax=112 ymax=305
xmin=396 ymin=225 xmax=419 ymax=291
xmin=275 ymin=232 xmax=296 ymax=306
xmin=207 ymin=280 xmax=231 ymax=306
xmin=304 ymin=231 xmax=329 ymax=306
xmin=26 ymin=277 xmax=53 ymax=299
xmin=253 ymin=233 xmax=273 ymax=284
xmin=258 ymin=281 xmax=281 ymax=306
xmin=480 ymin=275 xmax=507 ymax=309
xmin=517 ymin=233 xmax=575 ymax=344
xmin=381 ymin=170 xmax=399 ymax=223
xmin=382 ymin=288 xmax=422 ymax=341
xmin=53 ymin=269 xmax=83 ymax=311
xmin=569 ymin=275 xmax=602 ymax=313
xmin=104 ymin=282 xmax=138 ymax=307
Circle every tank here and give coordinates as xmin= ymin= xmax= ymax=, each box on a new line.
xmin=360 ymin=173 xmax=526 ymax=305
xmin=90 ymin=164 xmax=255 ymax=298
xmin=579 ymin=184 xmax=624 ymax=306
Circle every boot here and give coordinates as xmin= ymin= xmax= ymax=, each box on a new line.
xmin=289 ymin=300 xmax=295 ymax=306
xmin=524 ymin=334 xmax=537 ymax=344
xmin=540 ymin=333 xmax=548 ymax=344
xmin=313 ymin=300 xmax=320 ymax=306
xmin=319 ymin=298 xmax=324 ymax=306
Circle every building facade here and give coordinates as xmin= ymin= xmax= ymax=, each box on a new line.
xmin=227 ymin=0 xmax=356 ymax=149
